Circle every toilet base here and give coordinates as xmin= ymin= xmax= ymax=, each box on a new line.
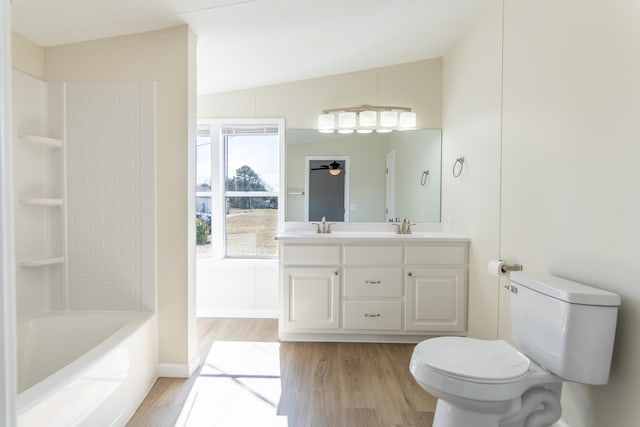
xmin=432 ymin=384 xmax=562 ymax=427
xmin=433 ymin=399 xmax=501 ymax=427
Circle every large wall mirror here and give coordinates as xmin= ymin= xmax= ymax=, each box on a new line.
xmin=285 ymin=129 xmax=441 ymax=223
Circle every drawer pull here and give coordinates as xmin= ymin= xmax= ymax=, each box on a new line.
xmin=364 ymin=313 xmax=381 ymax=318
xmin=365 ymin=280 xmax=381 ymax=284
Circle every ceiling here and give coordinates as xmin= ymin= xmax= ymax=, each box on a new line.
xmin=11 ymin=0 xmax=487 ymax=95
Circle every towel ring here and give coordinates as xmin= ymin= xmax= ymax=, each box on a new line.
xmin=421 ymin=170 xmax=429 ymax=186
xmin=452 ymin=157 xmax=465 ymax=178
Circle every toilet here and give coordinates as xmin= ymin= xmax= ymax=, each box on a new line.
xmin=410 ymin=272 xmax=620 ymax=427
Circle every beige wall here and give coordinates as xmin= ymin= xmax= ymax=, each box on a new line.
xmin=11 ymin=32 xmax=44 ymax=79
xmin=444 ymin=0 xmax=640 ymax=425
xmin=198 ymin=58 xmax=442 ymax=129
xmin=44 ymin=26 xmax=197 ymax=368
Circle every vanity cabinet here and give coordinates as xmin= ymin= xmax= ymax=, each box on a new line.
xmin=282 ymin=267 xmax=340 ymax=330
xmin=280 ymin=245 xmax=341 ymax=331
xmin=278 ymin=234 xmax=469 ymax=342
xmin=405 ymin=268 xmax=466 ymax=332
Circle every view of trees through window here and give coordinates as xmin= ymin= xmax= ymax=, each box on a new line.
xmin=196 ymin=123 xmax=279 ymax=258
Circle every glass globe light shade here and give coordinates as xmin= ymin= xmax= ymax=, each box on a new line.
xmin=359 ymin=110 xmax=377 ymax=128
xmin=399 ymin=111 xmax=417 ymax=129
xmin=318 ymin=113 xmax=335 ymax=133
xmin=380 ymin=110 xmax=398 ymax=128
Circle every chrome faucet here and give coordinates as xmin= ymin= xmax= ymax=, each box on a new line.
xmin=312 ymin=216 xmax=335 ymax=234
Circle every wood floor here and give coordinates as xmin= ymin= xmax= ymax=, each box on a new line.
xmin=127 ymin=318 xmax=436 ymax=427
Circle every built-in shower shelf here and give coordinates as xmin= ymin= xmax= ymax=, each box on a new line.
xmin=20 ymin=135 xmax=63 ymax=148
xmin=21 ymin=197 xmax=64 ymax=207
xmin=19 ymin=256 xmax=65 ymax=268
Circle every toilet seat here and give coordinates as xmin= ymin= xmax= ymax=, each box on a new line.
xmin=409 ymin=337 xmax=556 ymax=403
xmin=414 ymin=337 xmax=530 ymax=384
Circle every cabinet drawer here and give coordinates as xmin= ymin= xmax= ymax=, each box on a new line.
xmin=343 ymin=301 xmax=402 ymax=330
xmin=405 ymin=245 xmax=466 ymax=266
xmin=344 ymin=245 xmax=402 ymax=265
xmin=281 ymin=245 xmax=340 ymax=266
xmin=343 ymin=268 xmax=402 ymax=297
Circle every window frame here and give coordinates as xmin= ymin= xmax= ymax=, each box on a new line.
xmin=198 ymin=118 xmax=285 ymax=260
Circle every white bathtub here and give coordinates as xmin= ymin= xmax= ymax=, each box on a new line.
xmin=16 ymin=311 xmax=158 ymax=427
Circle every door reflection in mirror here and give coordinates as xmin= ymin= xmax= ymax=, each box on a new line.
xmin=305 ymin=156 xmax=349 ymax=221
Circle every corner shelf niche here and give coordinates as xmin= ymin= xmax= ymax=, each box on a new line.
xmin=20 ymin=134 xmax=63 ymax=148
xmin=17 ymin=133 xmax=67 ymax=274
xmin=19 ymin=256 xmax=65 ymax=268
xmin=21 ymin=197 xmax=64 ymax=207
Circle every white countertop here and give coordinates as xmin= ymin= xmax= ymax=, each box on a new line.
xmin=276 ymin=231 xmax=470 ymax=242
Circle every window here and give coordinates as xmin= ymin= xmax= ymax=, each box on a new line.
xmin=196 ymin=124 xmax=213 ymax=256
xmin=196 ymin=120 xmax=283 ymax=259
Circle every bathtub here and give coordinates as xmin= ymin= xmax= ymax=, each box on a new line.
xmin=16 ymin=311 xmax=158 ymax=427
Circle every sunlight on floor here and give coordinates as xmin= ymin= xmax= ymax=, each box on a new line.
xmin=175 ymin=341 xmax=288 ymax=426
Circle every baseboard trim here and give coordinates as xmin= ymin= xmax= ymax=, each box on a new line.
xmin=197 ymin=309 xmax=278 ymax=319
xmin=157 ymin=355 xmax=201 ymax=378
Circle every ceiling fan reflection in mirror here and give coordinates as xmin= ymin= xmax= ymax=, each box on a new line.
xmin=311 ymin=160 xmax=343 ymax=175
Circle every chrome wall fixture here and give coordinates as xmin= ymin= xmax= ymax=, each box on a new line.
xmin=452 ymin=157 xmax=465 ymax=177
xmin=318 ymin=104 xmax=417 ymax=134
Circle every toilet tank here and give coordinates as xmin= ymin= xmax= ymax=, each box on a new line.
xmin=509 ymin=272 xmax=620 ymax=385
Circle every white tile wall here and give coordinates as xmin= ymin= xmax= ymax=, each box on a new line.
xmin=66 ymin=82 xmax=155 ymax=311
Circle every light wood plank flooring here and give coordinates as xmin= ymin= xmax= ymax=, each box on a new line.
xmin=127 ymin=318 xmax=435 ymax=427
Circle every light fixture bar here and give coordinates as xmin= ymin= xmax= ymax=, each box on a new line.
xmin=318 ymin=104 xmax=416 ymax=134
xmin=321 ymin=104 xmax=413 ymax=114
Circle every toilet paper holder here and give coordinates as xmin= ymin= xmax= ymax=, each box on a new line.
xmin=500 ymin=261 xmax=523 ymax=273
xmin=498 ymin=261 xmax=523 ymax=292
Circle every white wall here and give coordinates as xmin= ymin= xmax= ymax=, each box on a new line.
xmin=444 ymin=0 xmax=640 ymax=425
xmin=501 ymin=1 xmax=640 ymax=425
xmin=196 ymin=259 xmax=278 ymax=318
xmin=442 ymin=0 xmax=503 ymax=340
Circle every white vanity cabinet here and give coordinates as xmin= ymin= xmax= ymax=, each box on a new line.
xmin=277 ymin=233 xmax=469 ymax=342
xmin=282 ymin=267 xmax=340 ymax=330
xmin=280 ymin=245 xmax=341 ymax=331
xmin=342 ymin=245 xmax=404 ymax=332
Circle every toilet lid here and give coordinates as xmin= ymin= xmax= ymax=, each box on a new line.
xmin=414 ymin=337 xmax=530 ymax=383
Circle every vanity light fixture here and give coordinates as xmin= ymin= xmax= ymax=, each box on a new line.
xmin=317 ymin=105 xmax=417 ymax=134
xmin=338 ymin=111 xmax=356 ymax=134
xmin=318 ymin=113 xmax=335 ymax=133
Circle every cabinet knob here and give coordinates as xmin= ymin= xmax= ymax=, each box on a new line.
xmin=334 ymin=271 xmax=339 ymax=276
xmin=407 ymin=272 xmax=413 ymax=277
xmin=364 ymin=313 xmax=381 ymax=318
xmin=365 ymin=280 xmax=381 ymax=284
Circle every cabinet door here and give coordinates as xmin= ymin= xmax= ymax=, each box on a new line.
xmin=282 ymin=267 xmax=340 ymax=330
xmin=405 ymin=268 xmax=467 ymax=332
